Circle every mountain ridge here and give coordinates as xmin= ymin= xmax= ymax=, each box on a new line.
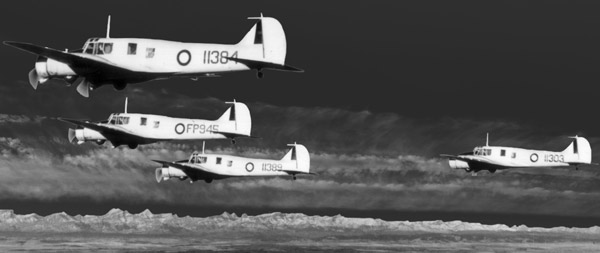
xmin=0 ymin=209 xmax=598 ymax=234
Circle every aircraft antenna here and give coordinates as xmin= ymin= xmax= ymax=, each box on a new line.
xmin=124 ymin=97 xmax=128 ymax=113
xmin=202 ymin=141 xmax=205 ymax=154
xmin=106 ymin=15 xmax=111 ymax=38
xmin=486 ymin=132 xmax=489 ymax=146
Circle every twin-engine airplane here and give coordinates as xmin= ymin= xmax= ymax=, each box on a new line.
xmin=4 ymin=14 xmax=303 ymax=97
xmin=59 ymin=99 xmax=252 ymax=149
xmin=441 ymin=134 xmax=593 ymax=174
xmin=153 ymin=143 xmax=312 ymax=183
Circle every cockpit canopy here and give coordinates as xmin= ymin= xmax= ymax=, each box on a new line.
xmin=189 ymin=152 xmax=207 ymax=164
xmin=107 ymin=113 xmax=129 ymax=125
xmin=473 ymin=147 xmax=492 ymax=156
xmin=83 ymin=38 xmax=113 ymax=55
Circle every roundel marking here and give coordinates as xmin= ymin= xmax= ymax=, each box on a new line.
xmin=530 ymin=153 xmax=539 ymax=163
xmin=245 ymin=162 xmax=254 ymax=172
xmin=177 ymin=50 xmax=191 ymax=66
xmin=175 ymin=123 xmax=185 ymax=134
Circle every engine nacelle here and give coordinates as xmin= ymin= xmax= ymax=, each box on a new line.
xmin=71 ymin=128 xmax=105 ymax=144
xmin=155 ymin=167 xmax=187 ymax=183
xmin=35 ymin=57 xmax=76 ymax=82
xmin=448 ymin=159 xmax=470 ymax=170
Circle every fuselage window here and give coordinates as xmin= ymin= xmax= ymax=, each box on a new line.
xmin=227 ymin=161 xmax=233 ymax=167
xmin=500 ymin=149 xmax=506 ymax=156
xmin=153 ymin=121 xmax=160 ymax=128
xmin=511 ymin=152 xmax=516 ymax=159
xmin=140 ymin=117 xmax=147 ymax=126
xmin=146 ymin=48 xmax=155 ymax=58
xmin=128 ymin=43 xmax=137 ymax=55
xmin=216 ymin=157 xmax=222 ymax=165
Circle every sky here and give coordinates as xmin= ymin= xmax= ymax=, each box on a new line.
xmin=2 ymin=0 xmax=600 ymax=227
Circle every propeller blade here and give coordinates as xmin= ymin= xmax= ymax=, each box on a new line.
xmin=28 ymin=69 xmax=39 ymax=90
xmin=75 ymin=78 xmax=91 ymax=98
xmin=155 ymin=168 xmax=164 ymax=183
xmin=68 ymin=128 xmax=76 ymax=143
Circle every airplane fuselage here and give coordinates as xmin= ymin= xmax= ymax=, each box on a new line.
xmin=179 ymin=154 xmax=298 ymax=178
xmin=455 ymin=146 xmax=572 ymax=169
xmin=81 ymin=38 xmax=259 ymax=75
xmin=75 ymin=112 xmax=236 ymax=144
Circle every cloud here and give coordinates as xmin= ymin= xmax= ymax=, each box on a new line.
xmin=0 ymin=94 xmax=599 ymax=217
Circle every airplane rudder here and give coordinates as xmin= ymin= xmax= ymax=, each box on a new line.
xmin=295 ymin=144 xmax=311 ymax=173
xmin=261 ymin=17 xmax=287 ymax=64
xmin=578 ymin=137 xmax=592 ymax=164
xmin=234 ymin=102 xmax=252 ymax=136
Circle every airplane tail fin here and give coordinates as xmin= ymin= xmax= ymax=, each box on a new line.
xmin=281 ymin=143 xmax=311 ymax=173
xmin=216 ymin=100 xmax=252 ymax=137
xmin=237 ymin=14 xmax=287 ymax=66
xmin=562 ymin=136 xmax=592 ymax=164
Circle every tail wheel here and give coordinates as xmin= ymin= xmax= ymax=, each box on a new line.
xmin=257 ymin=70 xmax=264 ymax=79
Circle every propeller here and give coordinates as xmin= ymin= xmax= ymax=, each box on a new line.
xmin=28 ymin=69 xmax=39 ymax=90
xmin=74 ymin=77 xmax=91 ymax=98
xmin=68 ymin=128 xmax=76 ymax=143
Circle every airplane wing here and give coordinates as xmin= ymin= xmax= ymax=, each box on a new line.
xmin=224 ymin=57 xmax=304 ymax=72
xmin=152 ymin=160 xmax=227 ymax=180
xmin=439 ymin=154 xmax=502 ymax=165
xmin=4 ymin=41 xmax=170 ymax=80
xmin=58 ymin=118 xmax=153 ymax=147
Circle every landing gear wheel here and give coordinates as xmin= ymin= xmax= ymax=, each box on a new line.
xmin=128 ymin=143 xmax=138 ymax=149
xmin=204 ymin=178 xmax=213 ymax=183
xmin=231 ymin=139 xmax=236 ymax=145
xmin=489 ymin=169 xmax=496 ymax=174
xmin=113 ymin=82 xmax=127 ymax=91
xmin=257 ymin=70 xmax=264 ymax=79
xmin=292 ymin=176 xmax=297 ymax=181
xmin=96 ymin=140 xmax=106 ymax=145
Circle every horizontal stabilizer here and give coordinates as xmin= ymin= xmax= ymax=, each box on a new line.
xmin=282 ymin=170 xmax=317 ymax=176
xmin=224 ymin=57 xmax=303 ymax=72
xmin=213 ymin=131 xmax=258 ymax=140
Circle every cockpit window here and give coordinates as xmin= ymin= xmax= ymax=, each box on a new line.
xmin=107 ymin=114 xmax=129 ymax=125
xmin=474 ymin=147 xmax=492 ymax=156
xmin=83 ymin=39 xmax=112 ymax=55
xmin=189 ymin=154 xmax=207 ymax=164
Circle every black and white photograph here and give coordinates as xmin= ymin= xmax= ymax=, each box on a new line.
xmin=1 ymin=1 xmax=600 ymax=252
